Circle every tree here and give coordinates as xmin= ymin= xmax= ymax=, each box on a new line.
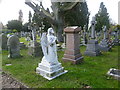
xmin=32 ymin=12 xmax=51 ymax=32
xmin=22 ymin=23 xmax=31 ymax=32
xmin=95 ymin=2 xmax=110 ymax=32
xmin=64 ymin=2 xmax=89 ymax=31
xmin=7 ymin=20 xmax=22 ymax=32
xmin=25 ymin=1 xmax=80 ymax=42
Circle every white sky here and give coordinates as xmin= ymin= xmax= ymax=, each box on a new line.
xmin=0 ymin=0 xmax=119 ymax=25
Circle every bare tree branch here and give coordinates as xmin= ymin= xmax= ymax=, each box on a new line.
xmin=60 ymin=2 xmax=79 ymax=11
xmin=25 ymin=1 xmax=57 ymax=25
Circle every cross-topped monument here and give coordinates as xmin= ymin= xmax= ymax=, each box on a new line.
xmin=84 ymin=17 xmax=101 ymax=56
xmin=91 ymin=17 xmax=97 ymax=39
xmin=99 ymin=26 xmax=110 ymax=52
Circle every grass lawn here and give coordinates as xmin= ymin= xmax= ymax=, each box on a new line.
xmin=2 ymin=37 xmax=119 ymax=88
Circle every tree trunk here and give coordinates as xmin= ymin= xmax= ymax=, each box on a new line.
xmin=56 ymin=12 xmax=64 ymax=43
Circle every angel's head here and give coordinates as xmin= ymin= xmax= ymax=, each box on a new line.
xmin=47 ymin=28 xmax=54 ymax=35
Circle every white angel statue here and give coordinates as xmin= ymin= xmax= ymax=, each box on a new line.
xmin=41 ymin=28 xmax=59 ymax=66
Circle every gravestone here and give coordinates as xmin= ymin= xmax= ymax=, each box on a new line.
xmin=28 ymin=23 xmax=42 ymax=57
xmin=113 ymin=29 xmax=119 ymax=46
xmin=36 ymin=28 xmax=67 ymax=80
xmin=84 ymin=17 xmax=101 ymax=56
xmin=99 ymin=26 xmax=110 ymax=52
xmin=108 ymin=29 xmax=114 ymax=48
xmin=62 ymin=26 xmax=83 ymax=64
xmin=81 ymin=25 xmax=88 ymax=46
xmin=7 ymin=35 xmax=22 ymax=58
xmin=28 ymin=41 xmax=42 ymax=57
xmin=19 ymin=42 xmax=26 ymax=49
xmin=0 ymin=33 xmax=8 ymax=50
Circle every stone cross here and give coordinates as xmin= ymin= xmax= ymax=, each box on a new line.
xmin=103 ymin=26 xmax=107 ymax=40
xmin=28 ymin=23 xmax=37 ymax=42
xmin=91 ymin=17 xmax=97 ymax=39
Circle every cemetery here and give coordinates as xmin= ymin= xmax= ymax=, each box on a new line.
xmin=0 ymin=0 xmax=120 ymax=89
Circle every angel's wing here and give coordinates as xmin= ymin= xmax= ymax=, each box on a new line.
xmin=41 ymin=33 xmax=48 ymax=58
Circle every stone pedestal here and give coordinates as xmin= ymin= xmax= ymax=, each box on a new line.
xmin=99 ymin=39 xmax=110 ymax=52
xmin=84 ymin=39 xmax=101 ymax=56
xmin=28 ymin=41 xmax=42 ymax=57
xmin=84 ymin=17 xmax=101 ymax=56
xmin=62 ymin=26 xmax=83 ymax=64
xmin=36 ymin=57 xmax=67 ymax=80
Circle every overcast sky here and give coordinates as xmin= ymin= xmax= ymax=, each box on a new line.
xmin=0 ymin=0 xmax=119 ymax=26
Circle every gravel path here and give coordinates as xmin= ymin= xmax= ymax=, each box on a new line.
xmin=2 ymin=72 xmax=28 ymax=88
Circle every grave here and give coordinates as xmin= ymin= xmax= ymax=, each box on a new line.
xmin=62 ymin=26 xmax=83 ymax=64
xmin=28 ymin=23 xmax=42 ymax=57
xmin=36 ymin=28 xmax=67 ymax=80
xmin=7 ymin=35 xmax=22 ymax=58
xmin=107 ymin=68 xmax=120 ymax=81
xmin=99 ymin=26 xmax=110 ymax=52
xmin=0 ymin=33 xmax=8 ymax=50
xmin=19 ymin=42 xmax=26 ymax=49
xmin=84 ymin=17 xmax=101 ymax=56
xmin=113 ymin=29 xmax=119 ymax=46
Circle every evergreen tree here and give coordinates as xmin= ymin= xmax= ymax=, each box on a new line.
xmin=95 ymin=2 xmax=110 ymax=32
xmin=64 ymin=2 xmax=89 ymax=31
xmin=7 ymin=20 xmax=22 ymax=32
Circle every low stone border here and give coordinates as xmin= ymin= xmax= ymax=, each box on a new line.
xmin=2 ymin=71 xmax=29 ymax=88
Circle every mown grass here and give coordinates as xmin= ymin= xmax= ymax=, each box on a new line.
xmin=2 ymin=37 xmax=119 ymax=88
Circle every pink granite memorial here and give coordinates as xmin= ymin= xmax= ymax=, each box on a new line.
xmin=62 ymin=26 xmax=83 ymax=64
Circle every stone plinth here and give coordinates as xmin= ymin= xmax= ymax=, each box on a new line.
xmin=99 ymin=39 xmax=110 ymax=52
xmin=62 ymin=26 xmax=83 ymax=64
xmin=36 ymin=57 xmax=67 ymax=80
xmin=84 ymin=39 xmax=101 ymax=56
xmin=28 ymin=41 xmax=42 ymax=57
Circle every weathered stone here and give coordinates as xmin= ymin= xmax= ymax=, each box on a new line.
xmin=99 ymin=39 xmax=110 ymax=52
xmin=99 ymin=26 xmax=111 ymax=52
xmin=0 ymin=33 xmax=8 ymax=50
xmin=84 ymin=17 xmax=101 ymax=56
xmin=28 ymin=41 xmax=42 ymax=57
xmin=19 ymin=42 xmax=26 ymax=49
xmin=62 ymin=26 xmax=83 ymax=64
xmin=84 ymin=40 xmax=101 ymax=56
xmin=7 ymin=35 xmax=22 ymax=58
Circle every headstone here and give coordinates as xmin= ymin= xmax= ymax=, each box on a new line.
xmin=36 ymin=28 xmax=67 ymax=80
xmin=19 ymin=42 xmax=26 ymax=49
xmin=81 ymin=26 xmax=88 ymax=46
xmin=84 ymin=17 xmax=101 ymax=56
xmin=99 ymin=26 xmax=110 ymax=52
xmin=0 ymin=33 xmax=8 ymax=50
xmin=62 ymin=26 xmax=83 ymax=64
xmin=28 ymin=41 xmax=42 ymax=57
xmin=28 ymin=23 xmax=42 ymax=57
xmin=107 ymin=28 xmax=113 ymax=48
xmin=7 ymin=35 xmax=22 ymax=58
xmin=113 ymin=29 xmax=119 ymax=46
